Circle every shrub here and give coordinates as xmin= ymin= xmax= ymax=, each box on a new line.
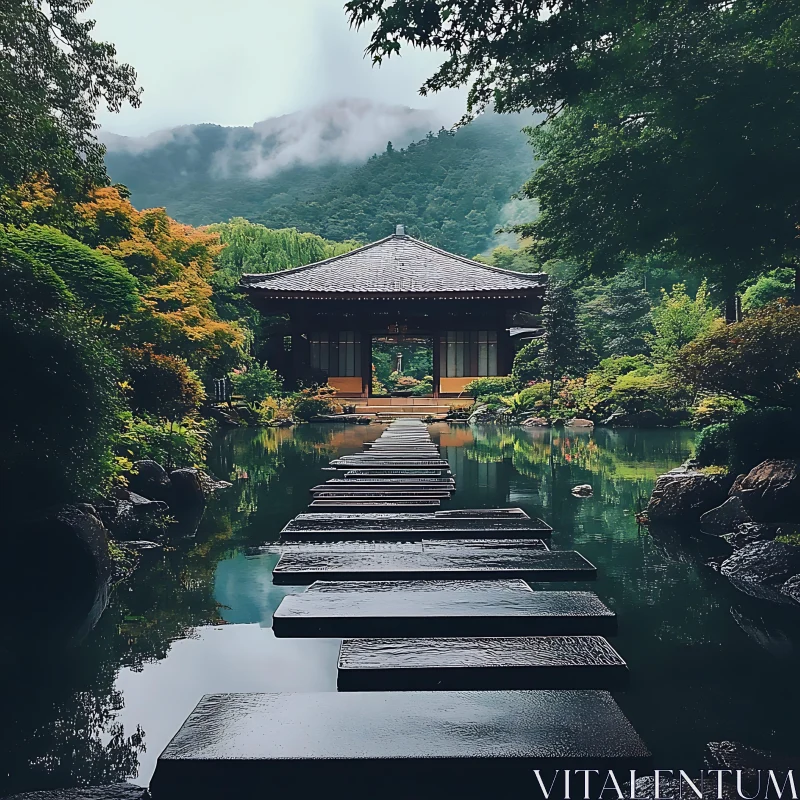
xmin=290 ymin=385 xmax=342 ymax=421
xmin=695 ymin=423 xmax=733 ymax=468
xmin=0 ymin=235 xmax=122 ymax=508
xmin=500 ymin=391 xmax=540 ymax=415
xmin=410 ymin=376 xmax=433 ymax=396
xmin=463 ymin=376 xmax=518 ymax=397
xmin=253 ymin=397 xmax=293 ymax=424
xmin=116 ymin=414 xmax=209 ymax=469
xmin=6 ymin=224 xmax=140 ymax=323
xmin=123 ymin=347 xmax=205 ymax=419
xmin=691 ymin=395 xmax=746 ymax=428
xmin=517 ymin=383 xmax=552 ymax=406
xmin=512 ymin=340 xmax=543 ymax=384
xmin=727 ymin=408 xmax=800 ymax=471
xmin=603 ymin=369 xmax=686 ymax=418
xmin=676 ymin=304 xmax=800 ymax=411
xmin=230 ymin=363 xmax=283 ymax=403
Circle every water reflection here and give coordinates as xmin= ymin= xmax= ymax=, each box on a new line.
xmin=3 ymin=424 xmax=800 ymax=793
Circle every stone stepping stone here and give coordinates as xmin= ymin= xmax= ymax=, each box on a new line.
xmin=272 ymin=548 xmax=596 ymax=584
xmin=149 ymin=690 xmax=650 ymax=798
xmin=310 ymin=487 xmax=452 ymax=496
xmin=272 ymin=579 xmax=616 ymax=637
xmin=344 ymin=469 xmax=452 ymax=477
xmin=322 ymin=478 xmax=456 ymax=487
xmin=309 ymin=499 xmax=442 ymax=511
xmin=422 ymin=538 xmax=549 ymax=550
xmin=331 ymin=461 xmax=451 ymax=469
xmin=251 ymin=539 xmax=549 ymax=555
xmin=337 ymin=635 xmax=629 ymax=690
xmin=281 ymin=512 xmax=553 ymax=541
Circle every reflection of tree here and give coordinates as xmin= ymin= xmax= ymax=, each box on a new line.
xmin=0 ymin=477 xmax=251 ymax=793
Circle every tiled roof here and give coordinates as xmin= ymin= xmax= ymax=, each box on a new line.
xmin=241 ymin=234 xmax=547 ymax=297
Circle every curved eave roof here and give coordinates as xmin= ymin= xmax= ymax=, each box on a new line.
xmin=241 ymin=234 xmax=547 ymax=298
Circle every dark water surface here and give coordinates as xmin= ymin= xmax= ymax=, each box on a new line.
xmin=3 ymin=424 xmax=800 ymax=794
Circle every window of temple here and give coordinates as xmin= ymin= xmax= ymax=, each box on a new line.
xmin=441 ymin=330 xmax=498 ymax=377
xmin=309 ymin=331 xmax=361 ymax=376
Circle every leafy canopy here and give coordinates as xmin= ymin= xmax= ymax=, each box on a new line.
xmin=347 ymin=1 xmax=800 ymax=282
xmin=0 ymin=0 xmax=140 ymax=200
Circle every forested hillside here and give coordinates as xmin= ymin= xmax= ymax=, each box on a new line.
xmin=104 ymin=110 xmax=537 ymax=256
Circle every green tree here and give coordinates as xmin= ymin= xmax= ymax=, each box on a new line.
xmin=585 ymin=272 xmax=652 ymax=357
xmin=5 ymin=223 xmax=140 ymax=322
xmin=0 ymin=231 xmax=122 ymax=508
xmin=347 ymin=1 xmax=800 ymax=287
xmin=0 ymin=0 xmax=140 ymax=201
xmin=648 ymin=282 xmax=719 ymax=363
xmin=539 ymin=282 xmax=595 ymax=398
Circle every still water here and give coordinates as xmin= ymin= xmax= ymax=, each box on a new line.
xmin=3 ymin=424 xmax=800 ymax=794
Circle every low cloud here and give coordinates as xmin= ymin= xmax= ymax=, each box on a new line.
xmin=101 ymin=98 xmax=451 ymax=180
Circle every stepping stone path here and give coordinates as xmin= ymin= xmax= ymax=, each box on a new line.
xmin=151 ymin=419 xmax=651 ymax=797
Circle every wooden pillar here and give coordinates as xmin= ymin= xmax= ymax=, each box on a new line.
xmin=432 ymin=330 xmax=441 ymax=398
xmin=360 ymin=329 xmax=371 ymax=398
xmin=497 ymin=323 xmax=513 ymax=376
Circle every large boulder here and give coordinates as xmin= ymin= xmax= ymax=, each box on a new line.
xmin=520 ymin=416 xmax=549 ymax=427
xmin=720 ymin=541 xmax=800 ymax=588
xmin=729 ymin=459 xmax=800 ymax=522
xmin=127 ymin=459 xmax=171 ymax=501
xmin=646 ymin=467 xmax=730 ymax=523
xmin=565 ymin=418 xmax=594 ymax=428
xmin=721 ymin=522 xmax=776 ymax=550
xmin=699 ymin=496 xmax=751 ymax=535
xmin=1 ymin=506 xmax=112 ymax=653
xmin=780 ymin=574 xmax=800 ymax=604
xmin=168 ymin=468 xmax=232 ymax=511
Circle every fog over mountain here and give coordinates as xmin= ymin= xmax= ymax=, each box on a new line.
xmin=101 ymin=99 xmax=450 ymax=181
xmin=102 ymin=100 xmax=538 ymax=256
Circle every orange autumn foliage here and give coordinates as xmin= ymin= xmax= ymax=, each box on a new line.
xmin=74 ymin=186 xmax=245 ymax=378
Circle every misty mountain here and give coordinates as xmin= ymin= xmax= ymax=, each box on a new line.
xmin=103 ymin=100 xmax=539 ymax=256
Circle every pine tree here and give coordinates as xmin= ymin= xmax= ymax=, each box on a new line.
xmin=539 ymin=282 xmax=595 ymax=399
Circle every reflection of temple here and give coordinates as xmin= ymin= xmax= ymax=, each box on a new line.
xmin=242 ymin=226 xmax=546 ymax=398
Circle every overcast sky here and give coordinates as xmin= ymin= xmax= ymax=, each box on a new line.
xmin=91 ymin=0 xmax=465 ymax=136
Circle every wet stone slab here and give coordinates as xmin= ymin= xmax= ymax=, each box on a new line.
xmin=330 ymin=460 xmax=451 ymax=469
xmin=272 ymin=548 xmax=596 ymax=584
xmin=251 ymin=539 xmax=549 ymax=555
xmin=337 ymin=635 xmax=628 ymax=690
xmin=281 ymin=512 xmax=553 ymax=541
xmin=311 ymin=486 xmax=450 ymax=500
xmin=272 ymin=579 xmax=616 ymax=637
xmin=308 ymin=499 xmax=443 ymax=510
xmin=149 ymin=691 xmax=650 ymax=799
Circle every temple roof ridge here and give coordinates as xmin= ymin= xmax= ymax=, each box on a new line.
xmin=241 ymin=232 xmax=547 ymax=297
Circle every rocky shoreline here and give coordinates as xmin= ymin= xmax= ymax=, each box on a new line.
xmin=0 ymin=460 xmax=230 ymax=660
xmin=644 ymin=459 xmax=800 ymax=607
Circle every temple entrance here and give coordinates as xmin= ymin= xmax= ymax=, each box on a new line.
xmin=371 ymin=334 xmax=433 ymax=397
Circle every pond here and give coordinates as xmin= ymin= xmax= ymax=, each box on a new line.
xmin=3 ymin=424 xmax=800 ymax=794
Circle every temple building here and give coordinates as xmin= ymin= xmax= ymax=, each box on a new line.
xmin=242 ymin=226 xmax=546 ymax=401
